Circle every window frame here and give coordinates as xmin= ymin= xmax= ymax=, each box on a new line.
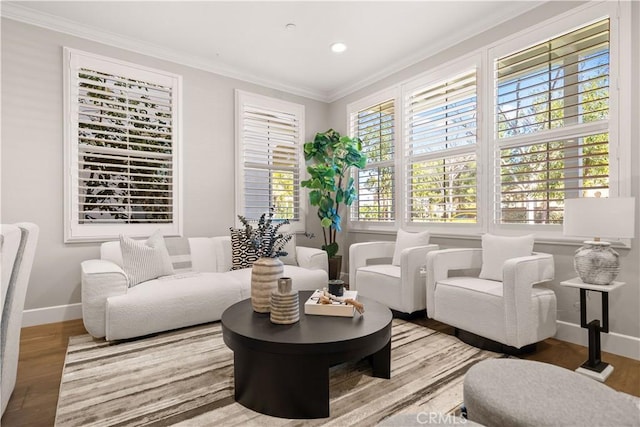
xmin=345 ymin=1 xmax=631 ymax=245
xmin=63 ymin=47 xmax=183 ymax=243
xmin=401 ymin=55 xmax=483 ymax=235
xmin=234 ymin=90 xmax=306 ymax=232
xmin=347 ymin=87 xmax=399 ymax=232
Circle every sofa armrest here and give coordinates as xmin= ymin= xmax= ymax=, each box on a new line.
xmin=348 ymin=241 xmax=396 ymax=289
xmin=502 ymin=252 xmax=555 ymax=348
xmin=400 ymin=244 xmax=439 ymax=313
xmin=81 ymin=259 xmax=129 ymax=338
xmin=295 ymin=246 xmax=328 ymax=273
xmin=426 ymin=248 xmax=483 ymax=315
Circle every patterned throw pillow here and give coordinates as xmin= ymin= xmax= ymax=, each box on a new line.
xmin=119 ymin=230 xmax=175 ymax=287
xmin=229 ymin=228 xmax=259 ymax=270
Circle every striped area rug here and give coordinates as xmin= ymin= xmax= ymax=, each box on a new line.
xmin=55 ymin=320 xmax=499 ymax=426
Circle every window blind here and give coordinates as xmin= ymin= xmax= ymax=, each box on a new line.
xmin=405 ymin=70 xmax=478 ymax=223
xmin=77 ymin=69 xmax=174 ymax=223
xmin=350 ymin=99 xmax=395 ymax=222
xmin=495 ymin=19 xmax=610 ymax=224
xmin=237 ymin=93 xmax=303 ymax=223
xmin=66 ymin=49 xmax=181 ymax=241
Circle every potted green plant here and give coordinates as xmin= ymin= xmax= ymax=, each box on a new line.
xmin=301 ymin=129 xmax=367 ymax=279
xmin=238 ymin=208 xmax=292 ymax=312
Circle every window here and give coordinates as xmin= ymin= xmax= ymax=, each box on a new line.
xmin=64 ymin=48 xmax=182 ymax=242
xmin=494 ymin=19 xmax=611 ymax=225
xmin=349 ymin=96 xmax=395 ymax=223
xmin=404 ymin=69 xmax=478 ymax=225
xmin=235 ymin=90 xmax=305 ymax=230
xmin=346 ymin=2 xmax=627 ymax=240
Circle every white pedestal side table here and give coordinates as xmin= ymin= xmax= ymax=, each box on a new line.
xmin=559 ymin=277 xmax=625 ymax=382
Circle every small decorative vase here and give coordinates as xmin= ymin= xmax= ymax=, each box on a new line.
xmin=270 ymin=277 xmax=300 ymax=325
xmin=251 ymin=257 xmax=284 ymax=313
xmin=574 ymin=241 xmax=620 ymax=285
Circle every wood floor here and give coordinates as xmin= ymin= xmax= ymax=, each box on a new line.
xmin=2 ymin=318 xmax=639 ymax=426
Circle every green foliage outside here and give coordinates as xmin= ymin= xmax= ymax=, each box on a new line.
xmin=498 ymin=69 xmax=610 ymax=224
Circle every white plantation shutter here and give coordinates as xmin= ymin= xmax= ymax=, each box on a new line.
xmin=236 ymin=91 xmax=304 ymax=228
xmin=350 ymin=99 xmax=395 ymax=222
xmin=65 ymin=48 xmax=182 ymax=242
xmin=494 ymin=19 xmax=610 ymax=225
xmin=404 ymin=69 xmax=478 ymax=223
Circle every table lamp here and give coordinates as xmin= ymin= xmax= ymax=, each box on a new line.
xmin=563 ymin=196 xmax=635 ymax=285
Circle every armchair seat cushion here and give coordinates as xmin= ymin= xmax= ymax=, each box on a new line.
xmin=356 ymin=265 xmax=403 ymax=312
xmin=433 ymin=276 xmax=556 ymax=346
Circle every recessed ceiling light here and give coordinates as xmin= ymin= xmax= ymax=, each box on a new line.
xmin=330 ymin=42 xmax=347 ymax=53
xmin=285 ymin=23 xmax=296 ymax=31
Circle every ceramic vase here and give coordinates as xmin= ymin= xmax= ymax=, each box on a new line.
xmin=270 ymin=277 xmax=300 ymax=325
xmin=251 ymin=257 xmax=284 ymax=313
xmin=574 ymin=241 xmax=620 ymax=285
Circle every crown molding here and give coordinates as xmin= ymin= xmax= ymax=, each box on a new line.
xmin=326 ymin=1 xmax=545 ymax=103
xmin=0 ymin=2 xmax=330 ymax=102
xmin=2 ymin=1 xmax=546 ymax=105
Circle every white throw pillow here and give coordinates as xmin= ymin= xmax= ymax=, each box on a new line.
xmin=478 ymin=234 xmax=535 ymax=281
xmin=279 ymin=234 xmax=297 ymax=266
xmin=120 ymin=230 xmax=174 ymax=287
xmin=392 ymin=229 xmax=430 ymax=266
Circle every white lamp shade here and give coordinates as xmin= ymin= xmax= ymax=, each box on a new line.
xmin=563 ymin=197 xmax=635 ymax=239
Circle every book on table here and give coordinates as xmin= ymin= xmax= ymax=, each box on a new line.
xmin=304 ymin=289 xmax=358 ymax=317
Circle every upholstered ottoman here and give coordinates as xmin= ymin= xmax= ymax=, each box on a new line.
xmin=464 ymin=359 xmax=640 ymax=427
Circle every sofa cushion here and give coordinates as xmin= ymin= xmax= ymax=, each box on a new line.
xmin=105 ymin=273 xmax=247 ymax=340
xmin=119 ymin=230 xmax=174 ymax=287
xmin=226 ymin=265 xmax=327 ymax=292
xmin=479 ymin=234 xmax=534 ymax=281
xmin=392 ymin=229 xmax=430 ymax=266
xmin=279 ymin=233 xmax=297 ymax=266
xmin=229 ymin=228 xmax=258 ymax=270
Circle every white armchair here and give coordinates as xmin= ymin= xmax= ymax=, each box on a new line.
xmin=426 ymin=248 xmax=557 ymax=351
xmin=1 ymin=222 xmax=39 ymax=415
xmin=349 ymin=238 xmax=438 ymax=315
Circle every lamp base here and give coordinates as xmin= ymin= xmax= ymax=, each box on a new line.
xmin=574 ymin=241 xmax=620 ymax=286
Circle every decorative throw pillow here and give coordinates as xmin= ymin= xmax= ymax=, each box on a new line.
xmin=392 ymin=229 xmax=430 ymax=266
xmin=230 ymin=228 xmax=259 ymax=270
xmin=119 ymin=230 xmax=174 ymax=287
xmin=478 ymin=234 xmax=535 ymax=281
xmin=279 ymin=233 xmax=297 ymax=266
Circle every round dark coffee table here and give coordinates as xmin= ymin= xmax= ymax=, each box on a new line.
xmin=221 ymin=290 xmax=392 ymax=419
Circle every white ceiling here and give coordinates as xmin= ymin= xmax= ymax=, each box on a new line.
xmin=2 ymin=1 xmax=544 ymax=102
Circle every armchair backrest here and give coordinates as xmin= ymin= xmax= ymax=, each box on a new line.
xmin=1 ymin=222 xmax=39 ymax=415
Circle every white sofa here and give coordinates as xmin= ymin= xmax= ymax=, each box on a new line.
xmin=81 ymin=235 xmax=328 ymax=341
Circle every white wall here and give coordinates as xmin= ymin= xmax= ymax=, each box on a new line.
xmin=2 ymin=2 xmax=638 ymax=358
xmin=329 ymin=1 xmax=640 ymax=357
xmin=0 ymin=18 xmax=329 ymax=317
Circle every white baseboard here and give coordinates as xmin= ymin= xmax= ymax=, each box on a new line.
xmin=555 ymin=320 xmax=640 ymax=361
xmin=22 ymin=303 xmax=83 ymax=327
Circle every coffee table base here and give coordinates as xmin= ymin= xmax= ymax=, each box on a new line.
xmin=233 ymin=339 xmax=391 ymax=419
